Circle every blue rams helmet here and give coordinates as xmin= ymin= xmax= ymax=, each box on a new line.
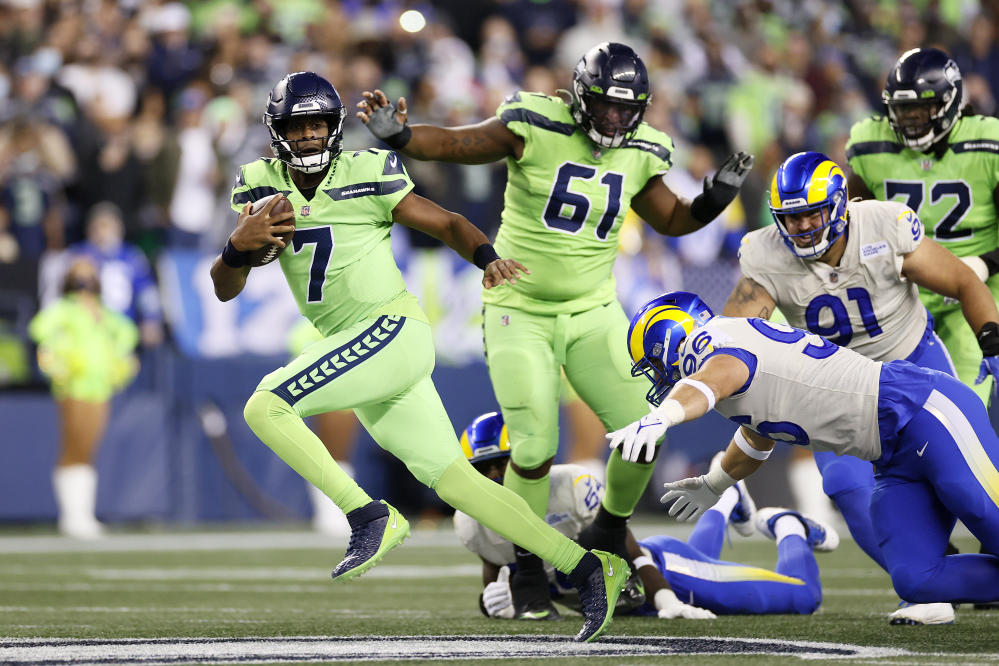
xmin=883 ymin=48 xmax=963 ymax=150
xmin=571 ymin=42 xmax=650 ymax=149
xmin=459 ymin=411 xmax=511 ymax=479
xmin=627 ymin=291 xmax=714 ymax=406
xmin=769 ymin=151 xmax=848 ymax=259
xmin=264 ymin=71 xmax=345 ymax=174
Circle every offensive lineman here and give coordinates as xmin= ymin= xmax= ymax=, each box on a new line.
xmin=612 ymin=291 xmax=999 ymax=608
xmin=459 ymin=412 xmax=834 ymax=619
xmin=846 ymin=47 xmax=999 ymax=403
xmin=209 ymin=71 xmax=628 ymax=643
xmin=357 ymin=41 xmax=753 ymax=615
xmin=722 ymin=150 xmax=999 ymax=623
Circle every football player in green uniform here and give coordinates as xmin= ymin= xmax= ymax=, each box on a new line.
xmin=846 ymin=47 xmax=999 ymax=405
xmin=210 ymin=71 xmax=629 ymax=643
xmin=357 ymin=42 xmax=753 ymax=617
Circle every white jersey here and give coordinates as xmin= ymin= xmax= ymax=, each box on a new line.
xmin=679 ymin=317 xmax=884 ymax=460
xmin=454 ymin=465 xmax=603 ymax=567
xmin=738 ymin=199 xmax=925 ymax=362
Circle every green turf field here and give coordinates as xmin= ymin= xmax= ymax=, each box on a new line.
xmin=0 ymin=524 xmax=995 ymax=665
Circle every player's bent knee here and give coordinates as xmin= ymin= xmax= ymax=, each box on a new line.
xmin=890 ymin=565 xmax=941 ymax=603
xmin=243 ymin=390 xmax=292 ymax=433
xmin=820 ymin=457 xmax=873 ymax=498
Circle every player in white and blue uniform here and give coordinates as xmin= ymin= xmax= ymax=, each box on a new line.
xmin=723 ymin=152 xmax=999 ymax=618
xmin=613 ymin=291 xmax=999 ymax=607
xmin=459 ymin=412 xmax=834 ymax=618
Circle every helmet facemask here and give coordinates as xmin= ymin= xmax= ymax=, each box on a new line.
xmin=883 ymin=50 xmax=963 ymax=151
xmin=572 ymin=82 xmax=648 ymax=148
xmin=771 ymin=195 xmax=846 ymax=259
xmin=265 ymin=109 xmax=345 ymax=174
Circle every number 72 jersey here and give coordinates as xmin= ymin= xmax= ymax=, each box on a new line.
xmin=738 ymin=199 xmax=927 ymax=363
xmin=677 ymin=316 xmax=885 ymax=461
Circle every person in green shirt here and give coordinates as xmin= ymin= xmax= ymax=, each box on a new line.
xmin=357 ymin=42 xmax=753 ymax=618
xmin=29 ymin=256 xmax=139 ymax=539
xmin=846 ymin=47 xmax=999 ymax=405
xmin=210 ymin=71 xmax=628 ymax=643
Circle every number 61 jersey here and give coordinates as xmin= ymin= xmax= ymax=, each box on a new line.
xmin=738 ymin=199 xmax=926 ymax=362
xmin=230 ymin=151 xmax=426 ymax=336
xmin=678 ymin=317 xmax=885 ymax=461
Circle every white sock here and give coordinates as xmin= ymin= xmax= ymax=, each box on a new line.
xmin=774 ymin=514 xmax=806 ymax=541
xmin=52 ymin=464 xmax=102 ymax=538
xmin=787 ymin=457 xmax=837 ymax=524
xmin=711 ymin=486 xmax=740 ymax=520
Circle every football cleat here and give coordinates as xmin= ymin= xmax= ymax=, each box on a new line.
xmin=511 ymin=569 xmax=562 ymax=621
xmin=574 ymin=550 xmax=629 ymax=642
xmin=756 ymin=507 xmax=839 ymax=552
xmin=330 ymin=500 xmax=409 ymax=582
xmin=889 ymin=602 xmax=956 ymax=625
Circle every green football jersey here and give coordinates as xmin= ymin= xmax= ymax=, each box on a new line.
xmin=846 ymin=114 xmax=999 ymax=258
xmin=482 ymin=92 xmax=674 ymax=315
xmin=230 ymin=151 xmax=426 ymax=336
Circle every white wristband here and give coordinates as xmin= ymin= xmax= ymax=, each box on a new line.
xmin=674 ymin=378 xmax=716 ymax=411
xmin=961 ymin=255 xmax=990 ymax=283
xmin=704 ymin=461 xmax=737 ymax=495
xmin=632 ymin=555 xmax=654 ymax=570
xmin=734 ymin=428 xmax=772 ymax=461
xmin=656 ymin=398 xmax=686 ymax=427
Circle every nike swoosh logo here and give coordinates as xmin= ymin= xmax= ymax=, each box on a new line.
xmin=916 ymin=442 xmax=929 ymax=457
xmin=607 ymin=562 xmax=614 ymax=577
xmin=391 ymin=515 xmax=398 ymax=529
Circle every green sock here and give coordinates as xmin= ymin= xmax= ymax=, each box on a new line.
xmin=602 ymin=449 xmax=656 ymax=517
xmin=243 ymin=391 xmax=371 ymax=513
xmin=437 ymin=457 xmax=585 ymax=573
xmin=502 ymin=463 xmax=550 ymax=518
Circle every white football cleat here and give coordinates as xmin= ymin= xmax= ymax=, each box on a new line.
xmin=756 ymin=507 xmax=839 ymax=552
xmin=889 ymin=602 xmax=955 ymax=626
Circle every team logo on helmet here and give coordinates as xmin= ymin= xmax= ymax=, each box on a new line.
xmin=570 ymin=42 xmax=651 ymax=149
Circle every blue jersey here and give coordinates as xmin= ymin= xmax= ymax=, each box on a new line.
xmin=70 ymin=241 xmax=162 ymax=325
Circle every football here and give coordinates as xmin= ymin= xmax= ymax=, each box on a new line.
xmin=246 ymin=194 xmax=295 ymax=267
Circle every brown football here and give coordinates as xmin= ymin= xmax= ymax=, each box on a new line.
xmin=247 ymin=194 xmax=295 ymax=267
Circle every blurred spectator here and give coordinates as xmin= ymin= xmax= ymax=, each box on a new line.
xmin=166 ymin=86 xmax=218 ymax=249
xmin=29 ymin=256 xmax=139 ymax=538
xmin=69 ymin=202 xmax=164 ymax=348
xmin=142 ymin=2 xmax=203 ymax=105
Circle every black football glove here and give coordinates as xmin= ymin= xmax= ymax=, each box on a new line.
xmin=691 ymin=151 xmax=754 ymax=225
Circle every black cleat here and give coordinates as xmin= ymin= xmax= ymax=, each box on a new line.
xmin=572 ymin=550 xmax=628 ymax=642
xmin=511 ymin=569 xmax=562 ymax=621
xmin=330 ymin=500 xmax=409 ymax=582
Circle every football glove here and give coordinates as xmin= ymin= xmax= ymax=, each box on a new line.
xmin=366 ymin=100 xmax=407 ymax=141
xmin=654 ymin=588 xmax=716 ymax=620
xmin=606 ymin=406 xmax=667 ymax=463
xmin=481 ymin=565 xmax=515 ymax=619
xmin=691 ymin=151 xmax=754 ymax=224
xmin=975 ymin=322 xmax=999 ymax=393
xmin=661 ymin=475 xmax=722 ymax=522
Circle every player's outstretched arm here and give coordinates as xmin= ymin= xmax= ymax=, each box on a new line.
xmin=391 ymin=191 xmax=528 ymax=289
xmin=901 ymin=236 xmax=999 ymax=336
xmin=722 ymin=276 xmax=777 ymax=319
xmin=357 ymin=89 xmax=522 ymax=164
xmin=210 ymin=199 xmax=295 ymax=301
xmin=633 ymin=152 xmax=753 ymax=237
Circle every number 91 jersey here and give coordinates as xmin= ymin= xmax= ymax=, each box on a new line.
xmin=483 ymin=92 xmax=674 ymax=315
xmin=679 ymin=317 xmax=884 ymax=460
xmin=738 ymin=199 xmax=926 ymax=362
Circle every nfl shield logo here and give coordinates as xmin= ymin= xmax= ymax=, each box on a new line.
xmin=500 ymin=315 xmax=510 ymax=326
xmin=300 ymin=205 xmax=311 ymax=217
xmin=920 ymin=159 xmax=933 ymax=171
xmin=830 ymin=272 xmax=839 ymax=284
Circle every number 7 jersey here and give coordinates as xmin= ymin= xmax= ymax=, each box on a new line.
xmin=483 ymin=92 xmax=674 ymax=315
xmin=738 ymin=199 xmax=926 ymax=362
xmin=230 ymin=151 xmax=426 ymax=336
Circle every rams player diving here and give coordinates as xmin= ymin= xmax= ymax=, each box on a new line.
xmin=614 ymin=291 xmax=999 ymax=612
xmin=209 ymin=71 xmax=628 ymax=643
xmin=723 ymin=150 xmax=999 ymax=623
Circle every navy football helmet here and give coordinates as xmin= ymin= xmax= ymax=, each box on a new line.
xmin=883 ymin=48 xmax=963 ymax=150
xmin=571 ymin=42 xmax=650 ymax=148
xmin=627 ymin=291 xmax=714 ymax=406
xmin=459 ymin=412 xmax=511 ymax=481
xmin=264 ymin=72 xmax=345 ymax=173
xmin=769 ymin=151 xmax=848 ymax=259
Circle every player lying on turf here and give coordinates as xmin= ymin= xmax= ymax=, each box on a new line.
xmin=613 ymin=291 xmax=999 ymax=614
xmin=723 ymin=150 xmax=999 ymax=623
xmin=210 ymin=71 xmax=627 ymax=643
xmin=457 ymin=412 xmax=834 ymax=619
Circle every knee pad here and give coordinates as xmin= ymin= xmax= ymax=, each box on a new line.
xmin=819 ymin=455 xmax=874 ymax=499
